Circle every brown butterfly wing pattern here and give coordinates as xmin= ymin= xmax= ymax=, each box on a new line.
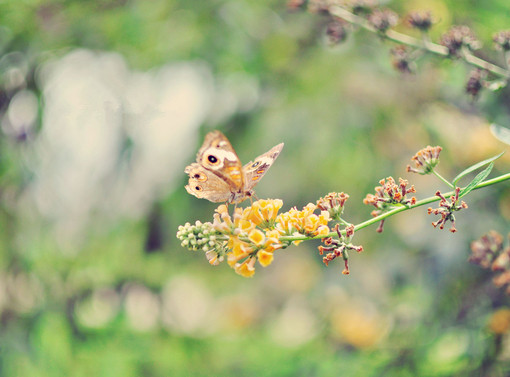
xmin=195 ymin=131 xmax=244 ymax=190
xmin=242 ymin=143 xmax=284 ymax=192
xmin=184 ymin=130 xmax=284 ymax=204
xmin=184 ymin=163 xmax=232 ymax=203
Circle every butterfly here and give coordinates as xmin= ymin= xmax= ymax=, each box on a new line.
xmin=184 ymin=131 xmax=284 ymax=204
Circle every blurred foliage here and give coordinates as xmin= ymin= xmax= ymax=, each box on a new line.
xmin=0 ymin=0 xmax=509 ymax=376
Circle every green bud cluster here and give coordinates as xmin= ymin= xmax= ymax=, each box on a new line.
xmin=176 ymin=221 xmax=219 ymax=253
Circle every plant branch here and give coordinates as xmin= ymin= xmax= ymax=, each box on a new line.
xmin=328 ymin=5 xmax=510 ymax=79
xmin=279 ymin=171 xmax=510 ymax=242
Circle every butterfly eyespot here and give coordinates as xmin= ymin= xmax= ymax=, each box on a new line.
xmin=251 ymin=161 xmax=260 ymax=168
xmin=191 ymin=172 xmax=207 ymax=182
xmin=207 ymin=155 xmax=218 ymax=164
xmin=195 ymin=186 xmax=202 ymax=191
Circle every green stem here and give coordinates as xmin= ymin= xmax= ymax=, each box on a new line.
xmin=469 ymin=171 xmax=510 ymax=189
xmin=432 ymin=170 xmax=454 ymax=188
xmin=279 ymin=171 xmax=510 ymax=242
xmin=336 ymin=217 xmax=351 ymax=226
xmin=328 ymin=5 xmax=510 ymax=79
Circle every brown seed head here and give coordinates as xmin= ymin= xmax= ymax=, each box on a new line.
xmin=493 ymin=30 xmax=510 ymax=52
xmin=440 ymin=26 xmax=481 ymax=56
xmin=406 ymin=10 xmax=433 ymax=31
xmin=368 ymin=9 xmax=398 ymax=32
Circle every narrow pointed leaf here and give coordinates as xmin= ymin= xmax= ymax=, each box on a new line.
xmin=459 ymin=162 xmax=494 ymax=197
xmin=487 ymin=80 xmax=508 ymax=92
xmin=452 ymin=151 xmax=504 ymax=185
xmin=490 ymin=123 xmax=510 ymax=145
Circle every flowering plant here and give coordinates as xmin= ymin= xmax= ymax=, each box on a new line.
xmin=178 ymin=146 xmax=510 ymax=278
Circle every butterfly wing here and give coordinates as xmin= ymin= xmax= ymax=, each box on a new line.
xmin=185 ymin=163 xmax=233 ymax=202
xmin=242 ymin=143 xmax=284 ymax=191
xmin=195 ymin=131 xmax=244 ymax=190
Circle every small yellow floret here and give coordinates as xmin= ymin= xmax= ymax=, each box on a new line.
xmin=316 ymin=225 xmax=330 ymax=236
xmin=257 ymin=249 xmax=274 ymax=267
xmin=248 ymin=229 xmax=265 ymax=246
xmin=304 ymin=214 xmax=320 ymax=233
xmin=235 ymin=258 xmax=256 ymax=277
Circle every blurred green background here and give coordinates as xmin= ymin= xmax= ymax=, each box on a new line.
xmin=1 ymin=0 xmax=510 ymax=376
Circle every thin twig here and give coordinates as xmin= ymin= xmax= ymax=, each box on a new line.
xmin=328 ymin=5 xmax=510 ymax=79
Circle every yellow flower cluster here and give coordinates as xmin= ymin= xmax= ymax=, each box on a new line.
xmin=276 ymin=203 xmax=331 ymax=243
xmin=211 ymin=199 xmax=331 ymax=277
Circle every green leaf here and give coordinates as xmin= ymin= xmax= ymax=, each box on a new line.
xmin=459 ymin=162 xmax=494 ymax=198
xmin=486 ymin=80 xmax=508 ymax=92
xmin=452 ymin=151 xmax=504 ymax=185
xmin=490 ymin=123 xmax=510 ymax=145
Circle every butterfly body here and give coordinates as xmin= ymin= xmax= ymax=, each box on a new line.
xmin=185 ymin=131 xmax=284 ymax=204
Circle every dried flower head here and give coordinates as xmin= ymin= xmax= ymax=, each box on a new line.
xmin=493 ymin=271 xmax=510 ymax=291
xmin=406 ymin=10 xmax=433 ymax=32
xmin=364 ymin=177 xmax=416 ymax=216
xmin=492 ymin=246 xmax=510 ymax=272
xmin=391 ymin=45 xmax=414 ymax=74
xmin=326 ymin=18 xmax=348 ymax=45
xmin=468 ymin=231 xmax=510 ymax=295
xmin=427 ymin=188 xmax=468 ymax=233
xmin=465 ymin=69 xmax=487 ymax=98
xmin=368 ymin=9 xmax=398 ymax=33
xmin=494 ymin=30 xmax=510 ymax=52
xmin=406 ymin=145 xmax=442 ymax=175
xmin=317 ymin=192 xmax=349 ymax=220
xmin=363 ymin=177 xmax=416 ymax=233
xmin=469 ymin=230 xmax=504 ymax=269
xmin=348 ymin=0 xmax=376 ymax=15
xmin=440 ymin=26 xmax=481 ymax=56
xmin=318 ymin=224 xmax=363 ymax=275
